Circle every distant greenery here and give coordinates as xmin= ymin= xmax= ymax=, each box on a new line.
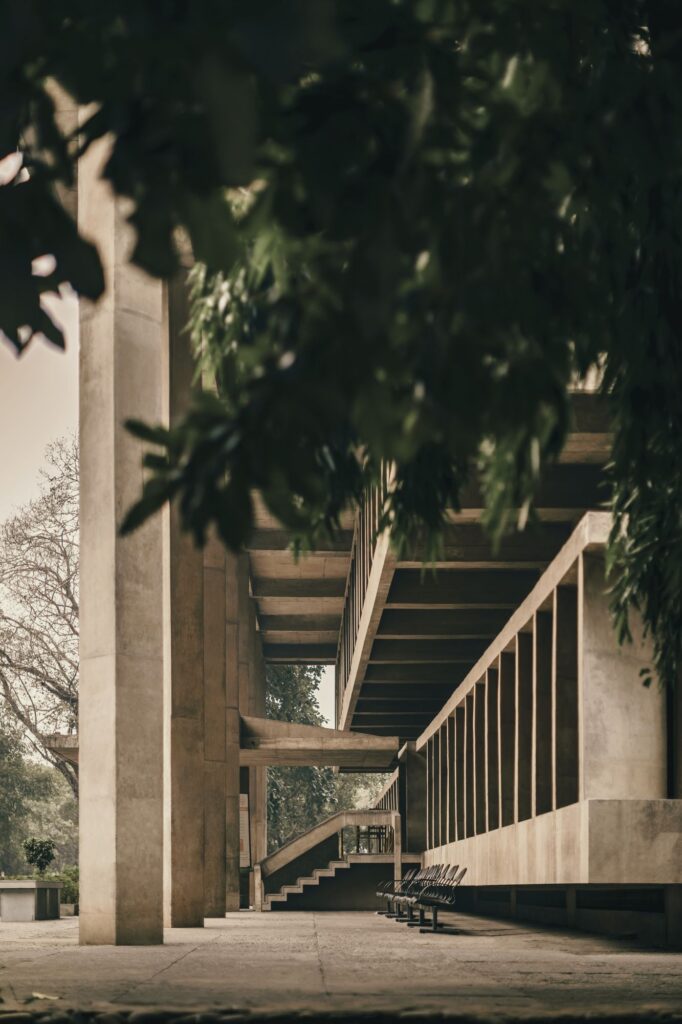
xmin=0 ymin=714 xmax=78 ymax=875
xmin=266 ymin=665 xmax=387 ymax=853
xmin=5 ymin=4 xmax=682 ymax=688
xmin=0 ymin=715 xmax=53 ymax=873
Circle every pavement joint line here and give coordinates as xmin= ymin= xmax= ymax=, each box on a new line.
xmin=310 ymin=915 xmax=330 ymax=1000
xmin=113 ymin=940 xmax=219 ymax=1005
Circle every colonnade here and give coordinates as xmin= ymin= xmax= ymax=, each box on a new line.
xmin=77 ymin=137 xmax=266 ymax=945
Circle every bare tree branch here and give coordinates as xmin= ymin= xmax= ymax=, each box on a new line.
xmin=0 ymin=436 xmax=79 ymax=798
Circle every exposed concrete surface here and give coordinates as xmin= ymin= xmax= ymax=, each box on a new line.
xmin=0 ymin=912 xmax=681 ymax=1019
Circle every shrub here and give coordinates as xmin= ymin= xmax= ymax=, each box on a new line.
xmin=23 ymin=837 xmax=56 ymax=875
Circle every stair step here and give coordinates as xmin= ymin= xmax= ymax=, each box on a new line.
xmin=268 ymin=858 xmax=351 ymax=907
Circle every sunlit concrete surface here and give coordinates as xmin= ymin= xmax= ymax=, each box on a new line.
xmin=1 ymin=912 xmax=682 ymax=1018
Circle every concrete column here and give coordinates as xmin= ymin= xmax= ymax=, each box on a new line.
xmin=499 ymin=651 xmax=516 ymax=827
xmin=465 ymin=693 xmax=475 ymax=838
xmin=672 ymin=682 xmax=682 ymax=799
xmin=432 ymin=729 xmax=441 ymax=845
xmin=665 ymin=886 xmax=682 ymax=949
xmin=474 ymin=680 xmax=487 ymax=834
xmin=203 ymin=536 xmax=227 ymax=917
xmin=248 ymin=604 xmax=268 ymax=869
xmin=486 ymin=666 xmax=499 ymax=831
xmin=425 ymin=737 xmax=431 ymax=848
xmin=553 ymin=586 xmax=579 ymax=809
xmin=163 ymin=274 xmax=205 ymax=928
xmin=398 ymin=742 xmax=426 ymax=853
xmin=454 ymin=707 xmax=465 ymax=841
xmin=579 ymin=553 xmax=666 ymax=799
xmin=79 ymin=137 xmax=165 ymax=945
xmin=225 ymin=553 xmax=243 ymax=911
xmin=446 ymin=714 xmax=455 ymax=844
xmin=516 ymin=632 xmax=533 ymax=823
xmin=533 ymin=611 xmax=553 ymax=815
xmin=439 ymin=721 xmax=448 ymax=845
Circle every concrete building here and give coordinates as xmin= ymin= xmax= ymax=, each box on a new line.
xmin=71 ymin=132 xmax=682 ymax=950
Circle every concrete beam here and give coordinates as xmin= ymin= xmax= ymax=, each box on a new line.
xmin=239 ymin=715 xmax=399 ymax=769
xmin=252 ymin=578 xmax=346 ymax=599
xmin=369 ymin=639 xmax=489 ymax=663
xmin=264 ymin=643 xmax=337 ymax=662
xmin=337 ymin=530 xmax=396 ymax=731
xmin=385 ymin=569 xmax=539 ymax=609
xmin=401 ymin=523 xmax=572 ymax=568
xmin=377 ymin=608 xmax=510 ymax=638
xmin=248 ymin=530 xmax=353 ymax=552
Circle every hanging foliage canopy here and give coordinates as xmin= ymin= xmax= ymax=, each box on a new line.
xmin=4 ymin=1 xmax=682 ymax=689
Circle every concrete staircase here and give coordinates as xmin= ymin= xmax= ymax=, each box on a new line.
xmin=264 ymin=858 xmax=351 ymax=909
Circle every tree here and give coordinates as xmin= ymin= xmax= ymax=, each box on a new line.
xmin=266 ymin=664 xmax=335 ymax=852
xmin=24 ymin=771 xmax=78 ymax=870
xmin=5 ymin=4 xmax=682 ymax=689
xmin=23 ymin=837 xmax=56 ymax=875
xmin=265 ymin=664 xmax=386 ymax=852
xmin=0 ymin=713 xmax=54 ymax=874
xmin=0 ymin=437 xmax=79 ymax=796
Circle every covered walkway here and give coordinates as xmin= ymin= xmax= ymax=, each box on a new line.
xmin=1 ymin=912 xmax=681 ymax=1019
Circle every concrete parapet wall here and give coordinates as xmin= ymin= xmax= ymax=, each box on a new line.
xmin=424 ymin=799 xmax=682 ymax=886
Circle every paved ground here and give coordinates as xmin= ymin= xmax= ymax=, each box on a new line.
xmin=0 ymin=912 xmax=681 ymax=1021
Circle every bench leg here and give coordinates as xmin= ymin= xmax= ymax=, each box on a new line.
xmin=406 ymin=907 xmax=425 ymax=928
xmin=419 ymin=907 xmax=460 ymax=935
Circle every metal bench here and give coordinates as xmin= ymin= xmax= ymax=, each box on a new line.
xmin=414 ymin=866 xmax=468 ymax=933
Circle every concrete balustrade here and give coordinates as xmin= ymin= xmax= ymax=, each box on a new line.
xmin=417 ymin=513 xmax=681 ymax=895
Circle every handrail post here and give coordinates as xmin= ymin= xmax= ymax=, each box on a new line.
xmin=392 ymin=811 xmax=402 ymax=881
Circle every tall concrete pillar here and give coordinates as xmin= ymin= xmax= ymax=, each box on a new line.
xmin=579 ymin=553 xmax=667 ymax=800
xmin=79 ymin=138 xmax=165 ymax=945
xmin=248 ymin=599 xmax=268 ymax=873
xmin=203 ymin=536 xmax=227 ymax=917
xmin=163 ymin=275 xmax=205 ymax=928
xmin=225 ymin=553 xmax=244 ymax=911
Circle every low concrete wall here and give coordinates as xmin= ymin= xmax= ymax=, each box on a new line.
xmin=424 ymin=799 xmax=682 ymax=886
xmin=0 ymin=882 xmax=62 ymax=922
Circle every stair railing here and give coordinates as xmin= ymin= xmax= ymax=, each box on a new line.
xmin=255 ymin=808 xmax=401 ymax=911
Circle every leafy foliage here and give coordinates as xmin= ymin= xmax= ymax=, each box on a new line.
xmin=0 ymin=437 xmax=79 ymax=795
xmin=24 ymin=771 xmax=78 ymax=870
xmin=0 ymin=714 xmax=55 ymax=874
xmin=53 ymin=864 xmax=79 ymax=905
xmin=23 ymin=836 xmax=56 ymax=875
xmin=6 ymin=3 xmax=682 ymax=687
xmin=266 ymin=664 xmax=387 ymax=852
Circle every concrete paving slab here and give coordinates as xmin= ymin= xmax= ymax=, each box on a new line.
xmin=0 ymin=911 xmax=680 ymax=1020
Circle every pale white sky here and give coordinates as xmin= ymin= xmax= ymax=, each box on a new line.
xmin=0 ymin=290 xmax=78 ymax=522
xmin=0 ymin=291 xmax=337 ymax=723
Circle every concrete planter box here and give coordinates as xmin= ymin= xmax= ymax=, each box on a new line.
xmin=0 ymin=881 xmax=62 ymax=921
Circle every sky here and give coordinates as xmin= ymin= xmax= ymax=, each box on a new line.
xmin=0 ymin=290 xmax=79 ymax=522
xmin=0 ymin=292 xmax=336 ymax=722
